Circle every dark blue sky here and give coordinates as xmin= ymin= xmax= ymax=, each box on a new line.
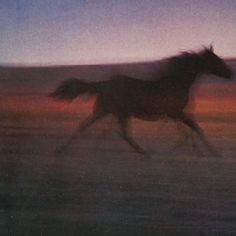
xmin=1 ymin=0 xmax=236 ymax=64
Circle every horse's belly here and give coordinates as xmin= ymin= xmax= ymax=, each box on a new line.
xmin=100 ymin=85 xmax=188 ymax=117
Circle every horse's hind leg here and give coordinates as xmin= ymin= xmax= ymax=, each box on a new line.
xmin=77 ymin=112 xmax=104 ymax=133
xmin=172 ymin=112 xmax=221 ymax=157
xmin=173 ymin=121 xmax=191 ymax=148
xmin=174 ymin=121 xmax=198 ymax=151
xmin=56 ymin=102 xmax=105 ymax=154
xmin=118 ymin=117 xmax=149 ymax=157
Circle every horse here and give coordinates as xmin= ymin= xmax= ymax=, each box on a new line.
xmin=50 ymin=46 xmax=233 ymax=157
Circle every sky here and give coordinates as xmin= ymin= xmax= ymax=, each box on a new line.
xmin=1 ymin=0 xmax=236 ymax=65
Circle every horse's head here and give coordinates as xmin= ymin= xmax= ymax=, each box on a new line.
xmin=200 ymin=46 xmax=233 ymax=79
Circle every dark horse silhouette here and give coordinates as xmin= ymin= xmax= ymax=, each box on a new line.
xmin=51 ymin=46 xmax=233 ymax=156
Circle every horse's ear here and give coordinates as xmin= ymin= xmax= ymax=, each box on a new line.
xmin=209 ymin=43 xmax=214 ymax=52
xmin=202 ymin=45 xmax=212 ymax=53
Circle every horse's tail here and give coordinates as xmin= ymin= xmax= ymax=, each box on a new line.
xmin=50 ymin=78 xmax=99 ymax=101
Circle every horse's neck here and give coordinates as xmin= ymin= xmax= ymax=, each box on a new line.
xmin=165 ymin=55 xmax=203 ymax=90
xmin=162 ymin=71 xmax=198 ymax=91
xmin=179 ymin=71 xmax=199 ymax=89
xmin=172 ymin=62 xmax=201 ymax=90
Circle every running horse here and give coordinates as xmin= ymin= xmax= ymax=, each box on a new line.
xmin=50 ymin=46 xmax=233 ymax=156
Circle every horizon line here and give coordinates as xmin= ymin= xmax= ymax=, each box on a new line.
xmin=1 ymin=56 xmax=236 ymax=68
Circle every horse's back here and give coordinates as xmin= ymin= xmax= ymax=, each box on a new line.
xmin=95 ymin=74 xmax=189 ymax=117
xmin=95 ymin=75 xmax=161 ymax=115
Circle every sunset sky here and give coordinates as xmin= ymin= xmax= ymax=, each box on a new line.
xmin=1 ymin=0 xmax=236 ymax=65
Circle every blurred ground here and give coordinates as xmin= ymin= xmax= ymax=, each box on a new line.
xmin=1 ymin=113 xmax=236 ymax=236
xmin=1 ymin=61 xmax=236 ymax=235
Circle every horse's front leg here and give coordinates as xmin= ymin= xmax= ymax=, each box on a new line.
xmin=118 ymin=117 xmax=150 ymax=158
xmin=172 ymin=112 xmax=221 ymax=157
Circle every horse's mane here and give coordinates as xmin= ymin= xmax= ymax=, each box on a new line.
xmin=164 ymin=50 xmax=202 ymax=77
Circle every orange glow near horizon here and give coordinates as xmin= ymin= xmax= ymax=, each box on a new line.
xmin=1 ymin=94 xmax=235 ymax=118
xmin=0 ymin=93 xmax=235 ymax=136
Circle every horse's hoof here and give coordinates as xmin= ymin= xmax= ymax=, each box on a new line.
xmin=210 ymin=150 xmax=222 ymax=158
xmin=144 ymin=154 xmax=152 ymax=159
xmin=55 ymin=146 xmax=67 ymax=156
xmin=140 ymin=151 xmax=152 ymax=159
